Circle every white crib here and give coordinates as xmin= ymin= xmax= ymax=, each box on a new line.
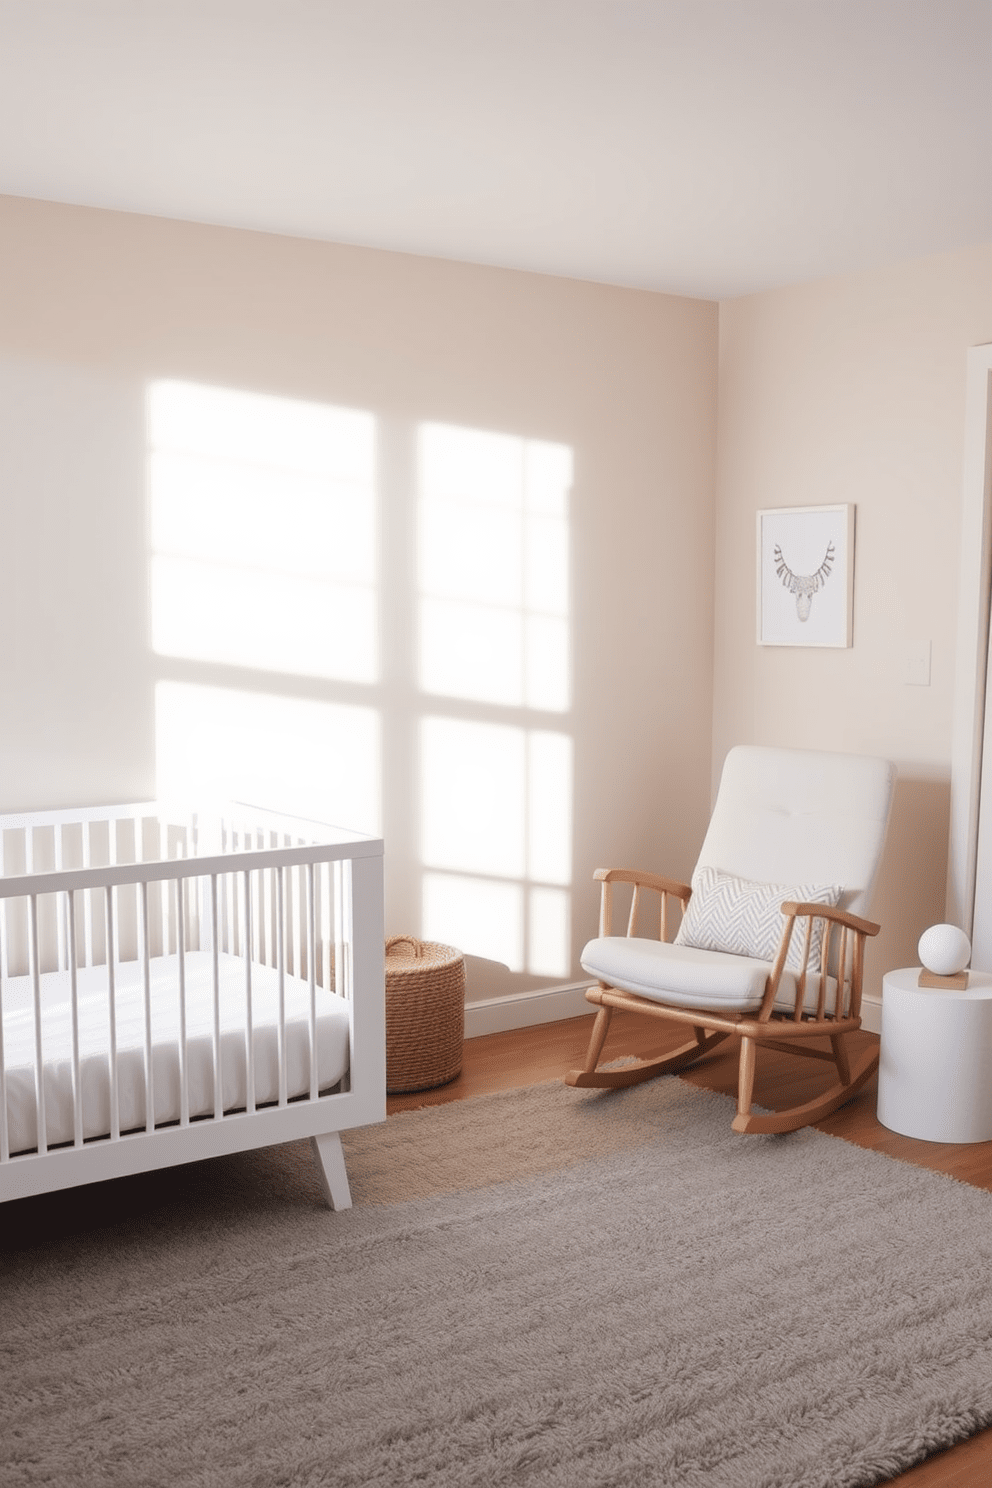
xmin=0 ymin=802 xmax=385 ymax=1210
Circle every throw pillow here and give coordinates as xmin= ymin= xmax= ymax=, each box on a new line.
xmin=673 ymin=866 xmax=843 ymax=973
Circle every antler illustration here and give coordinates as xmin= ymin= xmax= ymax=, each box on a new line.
xmin=773 ymin=541 xmax=834 ymax=621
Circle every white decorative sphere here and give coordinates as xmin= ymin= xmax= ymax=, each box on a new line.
xmin=918 ymin=923 xmax=971 ymax=976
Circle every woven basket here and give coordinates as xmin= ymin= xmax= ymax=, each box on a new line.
xmin=385 ymin=936 xmax=465 ymax=1093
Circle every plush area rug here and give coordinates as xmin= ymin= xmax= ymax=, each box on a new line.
xmin=3 ymin=1078 xmax=992 ymax=1487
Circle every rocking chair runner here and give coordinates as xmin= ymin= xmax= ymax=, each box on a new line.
xmin=567 ymin=745 xmax=896 ymax=1134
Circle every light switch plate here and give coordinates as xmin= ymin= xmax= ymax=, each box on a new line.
xmin=905 ymin=639 xmax=931 ymax=686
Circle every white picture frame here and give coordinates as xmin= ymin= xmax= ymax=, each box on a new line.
xmin=756 ymin=503 xmax=855 ymax=647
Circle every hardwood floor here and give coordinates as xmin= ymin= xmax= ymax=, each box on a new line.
xmin=388 ymin=1009 xmax=992 ymax=1486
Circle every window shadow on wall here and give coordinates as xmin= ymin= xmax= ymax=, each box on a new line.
xmin=148 ymin=380 xmax=575 ymax=987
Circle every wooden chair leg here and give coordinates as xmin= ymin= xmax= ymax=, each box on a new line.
xmin=737 ymin=1036 xmax=757 ymax=1121
xmin=565 ymin=996 xmax=730 ymax=1090
xmin=731 ymin=1040 xmax=879 ymax=1135
xmin=830 ymin=1032 xmax=852 ymax=1086
xmin=583 ymin=1005 xmax=614 ymax=1072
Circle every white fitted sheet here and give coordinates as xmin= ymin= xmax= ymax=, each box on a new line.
xmin=1 ymin=951 xmax=350 ymax=1154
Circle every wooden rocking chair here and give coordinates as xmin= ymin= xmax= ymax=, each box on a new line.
xmin=567 ymin=746 xmax=895 ymax=1134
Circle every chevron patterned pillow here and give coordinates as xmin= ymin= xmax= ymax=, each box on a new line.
xmin=673 ymin=866 xmax=843 ymax=973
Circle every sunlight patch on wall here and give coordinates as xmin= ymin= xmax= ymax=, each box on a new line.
xmin=418 ymin=424 xmax=571 ymax=710
xmin=148 ymin=388 xmax=577 ymax=983
xmin=422 ymin=873 xmax=524 ymax=971
xmin=156 ymin=681 xmax=380 ymax=835
xmin=527 ymin=886 xmax=571 ymax=978
xmin=420 ymin=717 xmax=571 ymax=975
xmin=148 ymin=381 xmax=376 ymax=682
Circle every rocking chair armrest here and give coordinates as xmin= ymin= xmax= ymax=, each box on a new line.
xmin=757 ymin=901 xmax=880 ymax=1024
xmin=593 ymin=867 xmax=693 ymax=899
xmin=779 ymin=902 xmax=881 ymax=938
xmin=593 ymin=868 xmax=692 ymax=940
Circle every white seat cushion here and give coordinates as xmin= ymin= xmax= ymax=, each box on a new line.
xmin=580 ymin=936 xmax=835 ymax=1015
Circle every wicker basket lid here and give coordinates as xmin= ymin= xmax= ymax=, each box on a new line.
xmin=385 ymin=935 xmax=463 ymax=976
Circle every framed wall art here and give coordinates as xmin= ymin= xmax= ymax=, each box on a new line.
xmin=756 ymin=503 xmax=855 ymax=648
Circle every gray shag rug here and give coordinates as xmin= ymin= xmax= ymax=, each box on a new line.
xmin=3 ymin=1076 xmax=992 ymax=1487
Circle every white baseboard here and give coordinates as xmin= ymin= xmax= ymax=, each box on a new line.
xmin=464 ymin=981 xmax=595 ymax=1038
xmin=860 ymin=995 xmax=882 ymax=1036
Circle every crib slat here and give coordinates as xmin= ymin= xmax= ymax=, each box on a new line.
xmin=255 ymin=830 xmax=265 ymax=966
xmin=160 ymin=821 xmax=170 ymax=958
xmin=210 ymin=874 xmax=222 ymax=1121
xmin=334 ymin=860 xmax=344 ymax=999
xmin=259 ymin=829 xmax=267 ymax=962
xmin=29 ymin=895 xmax=47 ymax=1155
xmin=225 ymin=822 xmax=236 ymax=960
xmin=307 ymin=862 xmax=317 ymax=1102
xmin=68 ymin=892 xmax=83 ymax=1148
xmin=282 ymin=844 xmax=292 ymax=976
xmin=250 ymin=837 xmax=259 ymax=967
xmin=176 ymin=876 xmax=189 ymax=1128
xmin=277 ymin=866 xmax=287 ymax=1108
xmin=337 ymin=860 xmax=349 ymax=1002
xmin=82 ymin=821 xmax=94 ymax=969
xmin=54 ymin=827 xmax=66 ymax=971
xmin=243 ymin=870 xmax=255 ymax=1116
xmin=262 ymin=836 xmax=270 ymax=971
xmin=105 ymin=887 xmax=120 ymax=1141
xmin=291 ymin=848 xmax=301 ymax=977
xmin=301 ymin=859 xmax=308 ymax=979
xmin=188 ymin=813 xmax=201 ymax=949
xmin=139 ymin=881 xmax=154 ymax=1134
xmin=321 ymin=857 xmax=332 ymax=991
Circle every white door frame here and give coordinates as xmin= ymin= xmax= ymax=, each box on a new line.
xmin=948 ymin=343 xmax=992 ymax=938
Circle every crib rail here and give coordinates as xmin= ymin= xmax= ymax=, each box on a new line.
xmin=0 ymin=804 xmax=384 ymax=1201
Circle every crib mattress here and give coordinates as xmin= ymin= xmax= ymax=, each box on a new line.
xmin=1 ymin=951 xmax=350 ymax=1154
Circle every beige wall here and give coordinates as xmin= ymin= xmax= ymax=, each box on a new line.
xmin=8 ymin=193 xmax=985 ymax=1014
xmin=0 ymin=195 xmax=718 ymax=1002
xmin=714 ymin=243 xmax=992 ymax=997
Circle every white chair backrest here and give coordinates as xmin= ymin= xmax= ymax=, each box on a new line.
xmin=696 ymin=746 xmax=896 ymax=919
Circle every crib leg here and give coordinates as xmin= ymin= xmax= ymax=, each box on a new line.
xmin=311 ymin=1132 xmax=352 ymax=1210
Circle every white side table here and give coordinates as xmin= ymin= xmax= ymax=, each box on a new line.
xmin=877 ymin=967 xmax=992 ymax=1143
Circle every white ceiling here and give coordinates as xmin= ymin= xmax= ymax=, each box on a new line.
xmin=0 ymin=0 xmax=989 ymax=300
